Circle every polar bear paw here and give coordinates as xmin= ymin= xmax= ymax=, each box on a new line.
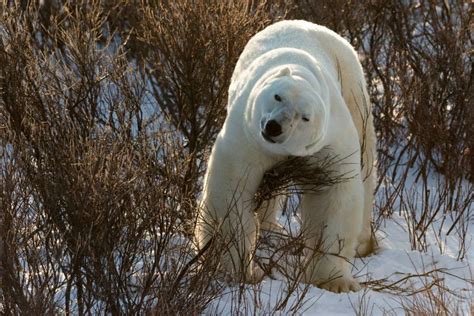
xmin=356 ymin=235 xmax=377 ymax=258
xmin=318 ymin=276 xmax=361 ymax=293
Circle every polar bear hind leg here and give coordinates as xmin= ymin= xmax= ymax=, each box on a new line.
xmin=323 ymin=32 xmax=377 ymax=257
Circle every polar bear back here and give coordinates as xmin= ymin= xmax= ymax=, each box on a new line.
xmin=231 ymin=20 xmax=360 ymax=89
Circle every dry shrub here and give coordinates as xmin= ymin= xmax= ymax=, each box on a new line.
xmin=0 ymin=1 xmax=286 ymax=314
xmin=121 ymin=0 xmax=282 ymax=225
xmin=352 ymin=270 xmax=470 ymax=316
xmin=0 ymin=3 xmax=215 ymax=313
xmin=396 ymin=268 xmax=470 ymax=316
xmin=255 ymin=152 xmax=356 ymax=208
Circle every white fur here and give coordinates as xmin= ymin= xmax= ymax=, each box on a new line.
xmin=196 ymin=20 xmax=376 ymax=292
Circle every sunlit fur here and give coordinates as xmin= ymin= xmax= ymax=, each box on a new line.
xmin=196 ymin=20 xmax=376 ymax=293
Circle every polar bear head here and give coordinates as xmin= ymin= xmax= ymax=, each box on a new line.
xmin=246 ymin=67 xmax=329 ymax=157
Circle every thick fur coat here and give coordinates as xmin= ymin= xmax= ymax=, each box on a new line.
xmin=196 ymin=20 xmax=376 ymax=293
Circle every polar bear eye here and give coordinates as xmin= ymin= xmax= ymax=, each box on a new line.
xmin=274 ymin=94 xmax=282 ymax=102
xmin=302 ymin=117 xmax=310 ymax=122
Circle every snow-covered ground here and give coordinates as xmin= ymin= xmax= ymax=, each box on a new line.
xmin=209 ymin=214 xmax=472 ymax=315
xmin=208 ymin=176 xmax=473 ymax=315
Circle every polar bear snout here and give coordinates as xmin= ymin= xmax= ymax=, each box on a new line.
xmin=260 ymin=104 xmax=296 ymax=143
xmin=264 ymin=120 xmax=282 ymax=137
xmin=261 ymin=119 xmax=282 ymax=144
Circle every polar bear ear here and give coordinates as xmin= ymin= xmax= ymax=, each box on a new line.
xmin=275 ymin=67 xmax=291 ymax=77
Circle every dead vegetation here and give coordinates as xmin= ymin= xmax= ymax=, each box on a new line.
xmin=1 ymin=0 xmax=472 ymax=314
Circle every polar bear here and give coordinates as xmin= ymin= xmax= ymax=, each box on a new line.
xmin=196 ymin=20 xmax=376 ymax=293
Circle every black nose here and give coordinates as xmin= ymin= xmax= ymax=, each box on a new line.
xmin=265 ymin=120 xmax=282 ymax=137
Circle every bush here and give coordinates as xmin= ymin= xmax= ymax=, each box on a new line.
xmin=0 ymin=1 xmax=282 ymax=313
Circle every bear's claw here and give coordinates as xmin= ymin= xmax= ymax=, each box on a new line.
xmin=318 ymin=276 xmax=361 ymax=293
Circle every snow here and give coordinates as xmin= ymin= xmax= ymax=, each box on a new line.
xmin=208 ymin=213 xmax=472 ymax=315
xmin=206 ymin=175 xmax=473 ymax=315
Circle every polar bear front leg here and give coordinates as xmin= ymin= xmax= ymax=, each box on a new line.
xmin=301 ymin=176 xmax=364 ymax=293
xmin=200 ymin=197 xmax=262 ymax=283
xmin=196 ymin=140 xmax=266 ymax=283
